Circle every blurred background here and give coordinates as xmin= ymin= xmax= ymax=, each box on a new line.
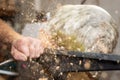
xmin=0 ymin=0 xmax=120 ymax=80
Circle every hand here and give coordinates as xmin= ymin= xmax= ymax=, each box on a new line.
xmin=11 ymin=36 xmax=45 ymax=61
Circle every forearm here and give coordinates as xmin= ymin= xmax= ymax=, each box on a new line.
xmin=0 ymin=19 xmax=22 ymax=45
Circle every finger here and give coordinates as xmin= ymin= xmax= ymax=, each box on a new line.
xmin=28 ymin=37 xmax=42 ymax=58
xmin=35 ymin=40 xmax=45 ymax=57
xmin=20 ymin=45 xmax=30 ymax=57
xmin=11 ymin=46 xmax=27 ymax=61
xmin=36 ymin=42 xmax=44 ymax=57
xmin=39 ymin=46 xmax=44 ymax=55
xmin=13 ymin=39 xmax=29 ymax=57
xmin=34 ymin=42 xmax=40 ymax=58
xmin=29 ymin=44 xmax=36 ymax=58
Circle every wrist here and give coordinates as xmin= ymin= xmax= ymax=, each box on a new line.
xmin=11 ymin=33 xmax=24 ymax=44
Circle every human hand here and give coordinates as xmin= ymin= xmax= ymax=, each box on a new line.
xmin=11 ymin=36 xmax=47 ymax=61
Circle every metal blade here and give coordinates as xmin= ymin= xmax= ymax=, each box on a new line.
xmin=0 ymin=59 xmax=18 ymax=76
xmin=67 ymin=51 xmax=120 ymax=62
xmin=0 ymin=70 xmax=19 ymax=76
xmin=38 ymin=50 xmax=120 ymax=77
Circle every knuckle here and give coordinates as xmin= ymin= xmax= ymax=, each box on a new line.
xmin=17 ymin=39 xmax=24 ymax=44
xmin=29 ymin=45 xmax=35 ymax=50
xmin=36 ymin=54 xmax=40 ymax=57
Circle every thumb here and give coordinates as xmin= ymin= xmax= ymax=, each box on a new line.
xmin=11 ymin=46 xmax=27 ymax=61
